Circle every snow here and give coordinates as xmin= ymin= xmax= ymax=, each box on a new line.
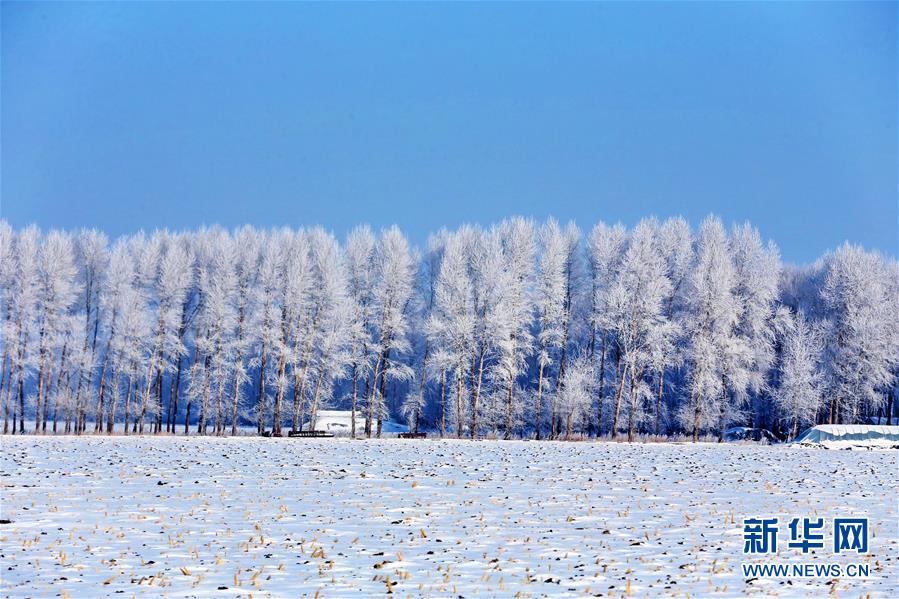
xmin=793 ymin=424 xmax=899 ymax=449
xmin=305 ymin=410 xmax=409 ymax=435
xmin=1 ymin=437 xmax=896 ymax=597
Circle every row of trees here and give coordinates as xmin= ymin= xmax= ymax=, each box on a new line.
xmin=1 ymin=216 xmax=897 ymax=440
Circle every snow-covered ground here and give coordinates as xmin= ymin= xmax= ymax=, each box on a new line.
xmin=1 ymin=438 xmax=896 ymax=598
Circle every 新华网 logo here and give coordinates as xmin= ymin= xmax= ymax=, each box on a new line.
xmin=740 ymin=516 xmax=871 ymax=580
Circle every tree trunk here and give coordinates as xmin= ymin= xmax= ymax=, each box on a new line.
xmin=350 ymin=363 xmax=358 ymax=439
xmin=229 ymin=356 xmax=241 ymax=436
xmin=4 ymin=375 xmax=12 ymax=435
xmin=256 ymin=339 xmax=267 ymax=435
xmin=272 ymin=355 xmax=286 ymax=435
xmin=153 ymin=367 xmax=163 ymax=434
xmin=595 ymin=334 xmax=607 ymax=436
xmin=229 ymin=301 xmax=246 ymax=436
xmin=183 ymin=347 xmax=198 ymax=434
xmin=376 ymin=354 xmax=388 ymax=438
xmin=439 ymin=370 xmax=446 ymax=437
xmin=717 ymin=376 xmax=729 ymax=442
xmin=41 ymin=361 xmax=53 ymax=432
xmin=13 ymin=321 xmax=27 ymax=434
xmin=1 ymin=353 xmax=10 ymax=434
xmin=96 ymin=352 xmax=109 ymax=434
xmin=215 ymin=377 xmax=225 ymax=436
xmin=308 ymin=367 xmax=327 ymax=431
xmin=414 ymin=341 xmax=430 ymax=437
xmin=691 ymin=392 xmax=700 ymax=442
xmin=17 ymin=363 xmax=26 ymax=434
xmin=107 ymin=367 xmax=120 ymax=434
xmin=291 ymin=328 xmax=316 ymax=433
xmin=535 ymin=358 xmax=545 ymax=440
xmin=611 ymin=356 xmax=627 ymax=438
xmin=51 ymin=346 xmax=69 ymax=434
xmin=170 ymin=353 xmax=183 ymax=433
xmin=555 ymin=265 xmax=573 ymax=437
xmin=290 ymin=360 xmax=309 ymax=434
xmin=455 ymin=366 xmax=465 ymax=438
xmin=35 ymin=331 xmax=48 ymax=433
xmin=413 ymin=346 xmax=429 ymax=436
xmin=123 ymin=368 xmax=134 ymax=435
xmin=655 ymin=367 xmax=664 ymax=436
xmin=888 ymin=390 xmax=896 ymax=432
xmin=297 ymin=370 xmax=309 ymax=435
xmin=72 ymin=369 xmax=85 ymax=434
xmin=553 ymin=346 xmax=568 ymax=440
xmin=470 ymin=347 xmax=486 ymax=440
xmin=627 ymin=362 xmax=638 ymax=442
xmin=66 ymin=370 xmax=77 ymax=434
xmin=198 ymin=354 xmax=211 ymax=435
xmin=138 ymin=368 xmax=152 ymax=434
xmin=364 ymin=373 xmax=373 ymax=438
xmin=504 ymin=379 xmax=514 ymax=440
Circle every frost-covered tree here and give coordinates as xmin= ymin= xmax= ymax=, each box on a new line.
xmin=429 ymin=232 xmax=474 ymax=437
xmin=96 ymin=241 xmax=137 ymax=432
xmin=227 ymin=226 xmax=260 ymax=435
xmin=651 ymin=218 xmax=692 ymax=434
xmin=345 ymin=225 xmax=377 ymax=437
xmin=112 ymin=238 xmax=152 ymax=434
xmin=886 ymin=263 xmax=899 ymax=424
xmin=7 ymin=225 xmax=41 ymax=435
xmin=0 ymin=222 xmax=18 ymax=433
xmin=403 ymin=230 xmax=446 ymax=434
xmin=491 ymin=217 xmax=536 ymax=439
xmin=557 ymin=352 xmax=593 ymax=437
xmin=464 ymin=225 xmax=509 ymax=438
xmin=70 ymin=229 xmax=108 ymax=434
xmin=774 ymin=310 xmax=823 ymax=438
xmin=681 ymin=217 xmax=747 ymax=441
xmin=428 ymin=347 xmax=454 ymax=436
xmin=586 ymin=222 xmax=626 ymax=435
xmin=48 ymin=312 xmax=81 ymax=433
xmin=605 ymin=219 xmax=672 ymax=441
xmin=139 ymin=232 xmax=194 ymax=434
xmin=164 ymin=234 xmax=195 ymax=433
xmin=552 ymin=223 xmax=582 ymax=438
xmin=304 ymin=229 xmax=350 ymax=431
xmin=279 ymin=230 xmax=312 ymax=435
xmin=821 ymin=243 xmax=899 ymax=423
xmin=367 ymin=227 xmax=415 ymax=437
xmin=559 ymin=352 xmax=595 ymax=438
xmin=34 ymin=231 xmax=81 ymax=433
xmin=534 ymin=219 xmax=580 ymax=439
xmin=729 ymin=224 xmax=781 ymax=433
xmin=188 ymin=229 xmax=237 ymax=435
xmin=252 ymin=232 xmax=286 ymax=434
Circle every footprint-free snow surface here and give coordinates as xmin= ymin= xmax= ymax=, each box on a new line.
xmin=1 ymin=437 xmax=896 ymax=597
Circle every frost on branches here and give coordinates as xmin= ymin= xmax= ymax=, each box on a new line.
xmin=1 ymin=217 xmax=897 ymax=440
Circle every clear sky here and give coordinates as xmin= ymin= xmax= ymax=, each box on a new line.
xmin=2 ymin=2 xmax=896 ymax=263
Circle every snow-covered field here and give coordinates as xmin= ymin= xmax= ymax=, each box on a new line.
xmin=1 ymin=438 xmax=896 ymax=598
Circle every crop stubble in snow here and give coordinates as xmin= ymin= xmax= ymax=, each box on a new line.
xmin=0 ymin=437 xmax=896 ymax=597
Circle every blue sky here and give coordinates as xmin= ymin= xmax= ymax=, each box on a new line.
xmin=2 ymin=1 xmax=896 ymax=263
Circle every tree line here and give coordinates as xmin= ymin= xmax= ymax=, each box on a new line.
xmin=1 ymin=216 xmax=897 ymax=441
